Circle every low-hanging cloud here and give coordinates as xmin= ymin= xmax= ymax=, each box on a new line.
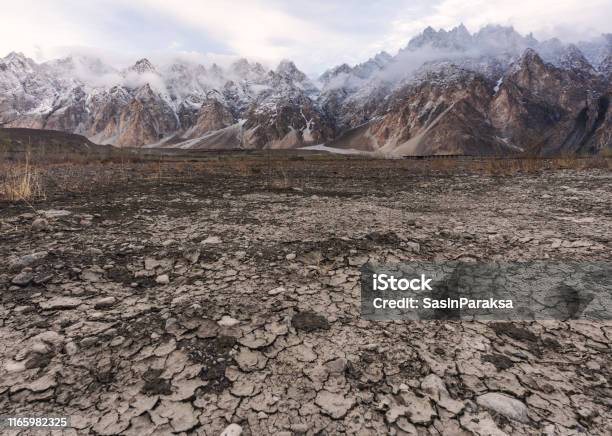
xmin=0 ymin=0 xmax=609 ymax=75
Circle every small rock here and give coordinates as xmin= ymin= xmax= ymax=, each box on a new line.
xmin=12 ymin=271 xmax=34 ymax=286
xmin=286 ymin=253 xmax=296 ymax=260
xmin=9 ymin=251 xmax=48 ymax=272
xmin=31 ymin=218 xmax=49 ymax=231
xmin=94 ymin=297 xmax=116 ymax=309
xmin=220 ymin=424 xmax=242 ymax=436
xmin=32 ymin=331 xmax=64 ymax=345
xmin=268 ymin=286 xmax=285 ymax=296
xmin=30 ymin=341 xmax=50 ymax=355
xmin=80 ymin=337 xmax=98 ymax=348
xmin=40 ymin=297 xmax=82 ymax=310
xmin=218 ymin=315 xmax=240 ymax=327
xmin=81 ymin=269 xmax=102 ymax=282
xmin=33 ymin=273 xmax=53 ymax=285
xmin=89 ymin=247 xmax=104 ymax=256
xmin=64 ymin=342 xmax=78 ymax=355
xmin=202 ymin=236 xmax=222 ymax=244
xmin=406 ymin=241 xmax=420 ymax=253
xmin=476 ymin=392 xmax=529 ymax=423
xmin=4 ymin=360 xmax=26 ymax=373
xmin=145 ymin=258 xmax=160 ymax=270
xmin=183 ymin=246 xmax=201 ymax=264
xmin=156 ymin=274 xmax=170 ymax=284
xmin=40 ymin=209 xmax=71 ymax=218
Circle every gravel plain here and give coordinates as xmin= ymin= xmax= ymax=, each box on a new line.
xmin=0 ymin=158 xmax=610 ymax=435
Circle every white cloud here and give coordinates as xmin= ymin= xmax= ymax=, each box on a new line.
xmin=111 ymin=0 xmax=372 ymax=73
xmin=0 ymin=0 xmax=609 ymax=75
xmin=382 ymin=0 xmax=611 ymax=53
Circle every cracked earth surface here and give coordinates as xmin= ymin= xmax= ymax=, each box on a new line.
xmin=0 ymin=161 xmax=610 ymax=435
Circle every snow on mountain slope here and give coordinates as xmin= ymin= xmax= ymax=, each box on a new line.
xmin=0 ymin=24 xmax=610 ymax=155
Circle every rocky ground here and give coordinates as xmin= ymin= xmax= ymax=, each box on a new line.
xmin=0 ymin=159 xmax=610 ymax=435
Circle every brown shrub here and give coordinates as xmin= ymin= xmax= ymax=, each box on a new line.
xmin=0 ymin=157 xmax=46 ymax=201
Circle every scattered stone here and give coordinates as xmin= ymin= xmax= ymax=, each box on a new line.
xmin=32 ymin=331 xmax=64 ymax=346
xmin=286 ymin=253 xmax=296 ymax=260
xmin=94 ymin=297 xmax=116 ymax=309
xmin=12 ymin=271 xmax=34 ymax=286
xmin=40 ymin=209 xmax=71 ymax=218
xmin=220 ymin=424 xmax=242 ymax=436
xmin=218 ymin=315 xmax=240 ymax=327
xmin=183 ymin=246 xmax=201 ymax=263
xmin=144 ymin=258 xmax=160 ymax=270
xmin=202 ymin=236 xmax=222 ymax=244
xmin=79 ymin=336 xmax=98 ymax=348
xmin=268 ymin=286 xmax=285 ymax=295
xmin=406 ymin=241 xmax=420 ymax=253
xmin=476 ymin=392 xmax=529 ymax=423
xmin=9 ymin=251 xmax=48 ymax=272
xmin=156 ymin=274 xmax=170 ymax=284
xmin=40 ymin=297 xmax=82 ymax=310
xmin=82 ymin=269 xmax=102 ymax=282
xmin=64 ymin=342 xmax=78 ymax=355
xmin=31 ymin=217 xmax=49 ymax=231
xmin=33 ymin=273 xmax=53 ymax=285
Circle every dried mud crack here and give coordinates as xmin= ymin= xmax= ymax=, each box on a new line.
xmin=0 ymin=162 xmax=610 ymax=435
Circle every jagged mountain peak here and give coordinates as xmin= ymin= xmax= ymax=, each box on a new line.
xmin=1 ymin=51 xmax=36 ymax=72
xmin=473 ymin=25 xmax=537 ymax=52
xmin=1 ymin=24 xmax=609 ymax=154
xmin=128 ymin=58 xmax=157 ymax=75
xmin=276 ymin=59 xmax=304 ymax=77
xmin=230 ymin=58 xmax=267 ymax=80
xmin=407 ymin=24 xmax=477 ymax=51
xmin=369 ymin=51 xmax=393 ymax=67
xmin=134 ymin=83 xmax=158 ymax=98
xmin=319 ymin=51 xmax=393 ymax=87
xmin=449 ymin=23 xmax=471 ymax=37
xmin=3 ymin=51 xmax=29 ymax=62
xmin=559 ymin=44 xmax=595 ymax=73
xmin=518 ymin=47 xmax=544 ymax=64
xmin=318 ymin=63 xmax=352 ymax=83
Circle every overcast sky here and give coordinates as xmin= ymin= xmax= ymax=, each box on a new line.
xmin=1 ymin=0 xmax=610 ymax=74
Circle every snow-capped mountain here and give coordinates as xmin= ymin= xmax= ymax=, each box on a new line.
xmin=318 ymin=25 xmax=611 ymax=155
xmin=1 ymin=24 xmax=610 ymax=155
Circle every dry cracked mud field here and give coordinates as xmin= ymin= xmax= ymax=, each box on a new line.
xmin=0 ymin=157 xmax=611 ymax=435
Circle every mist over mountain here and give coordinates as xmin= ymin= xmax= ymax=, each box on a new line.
xmin=1 ymin=25 xmax=610 ymax=155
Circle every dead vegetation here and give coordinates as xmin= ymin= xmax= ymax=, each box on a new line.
xmin=1 ymin=148 xmax=610 ymax=205
xmin=0 ymin=155 xmax=45 ymax=201
xmin=474 ymin=156 xmax=611 ymax=175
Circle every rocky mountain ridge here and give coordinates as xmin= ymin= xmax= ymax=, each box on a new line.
xmin=1 ymin=25 xmax=610 ymax=155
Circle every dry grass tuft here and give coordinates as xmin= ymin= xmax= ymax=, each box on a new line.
xmin=269 ymin=165 xmax=292 ymax=189
xmin=0 ymin=156 xmax=46 ymax=201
